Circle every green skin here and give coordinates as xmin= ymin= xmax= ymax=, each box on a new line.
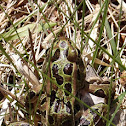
xmin=9 ymin=37 xmax=115 ymax=126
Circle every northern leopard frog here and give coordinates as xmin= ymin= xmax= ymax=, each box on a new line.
xmin=11 ymin=37 xmax=115 ymax=126
xmin=38 ymin=37 xmax=86 ymax=126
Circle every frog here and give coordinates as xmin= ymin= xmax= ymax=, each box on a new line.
xmin=33 ymin=37 xmax=86 ymax=126
xmin=20 ymin=37 xmax=115 ymax=126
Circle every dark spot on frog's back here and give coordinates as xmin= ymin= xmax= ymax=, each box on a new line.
xmin=52 ymin=64 xmax=59 ymax=76
xmin=64 ymin=83 xmax=72 ymax=96
xmin=56 ymin=75 xmax=63 ymax=85
xmin=54 ymin=100 xmax=61 ymax=113
xmin=66 ymin=101 xmax=72 ymax=114
xmin=63 ymin=63 xmax=73 ymax=75
xmin=52 ymin=64 xmax=63 ymax=85
xmin=50 ymin=90 xmax=56 ymax=106
xmin=60 ymin=41 xmax=67 ymax=48
xmin=51 ymin=49 xmax=60 ymax=62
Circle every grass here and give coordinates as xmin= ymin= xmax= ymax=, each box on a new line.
xmin=0 ymin=0 xmax=126 ymax=126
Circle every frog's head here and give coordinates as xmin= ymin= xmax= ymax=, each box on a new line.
xmin=46 ymin=37 xmax=81 ymax=63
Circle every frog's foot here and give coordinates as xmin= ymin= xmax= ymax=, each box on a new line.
xmin=8 ymin=122 xmax=32 ymax=126
xmin=78 ymin=103 xmax=107 ymax=126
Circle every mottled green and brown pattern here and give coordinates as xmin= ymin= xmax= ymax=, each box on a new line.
xmin=41 ymin=37 xmax=85 ymax=126
xmin=23 ymin=37 xmax=115 ymax=126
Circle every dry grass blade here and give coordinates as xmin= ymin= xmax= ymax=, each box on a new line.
xmin=0 ymin=86 xmax=24 ymax=106
xmin=10 ymin=53 xmax=41 ymax=93
xmin=0 ymin=0 xmax=126 ymax=125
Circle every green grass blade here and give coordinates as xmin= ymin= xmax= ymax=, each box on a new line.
xmin=105 ymin=19 xmax=122 ymax=71
xmin=92 ymin=0 xmax=109 ymax=66
xmin=3 ymin=22 xmax=56 ymax=41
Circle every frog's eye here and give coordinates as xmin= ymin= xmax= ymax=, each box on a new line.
xmin=51 ymin=49 xmax=60 ymax=62
xmin=67 ymin=47 xmax=78 ymax=62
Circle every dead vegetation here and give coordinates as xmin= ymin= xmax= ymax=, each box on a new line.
xmin=0 ymin=0 xmax=126 ymax=126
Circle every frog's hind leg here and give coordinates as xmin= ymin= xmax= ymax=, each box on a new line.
xmin=77 ymin=103 xmax=107 ymax=126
